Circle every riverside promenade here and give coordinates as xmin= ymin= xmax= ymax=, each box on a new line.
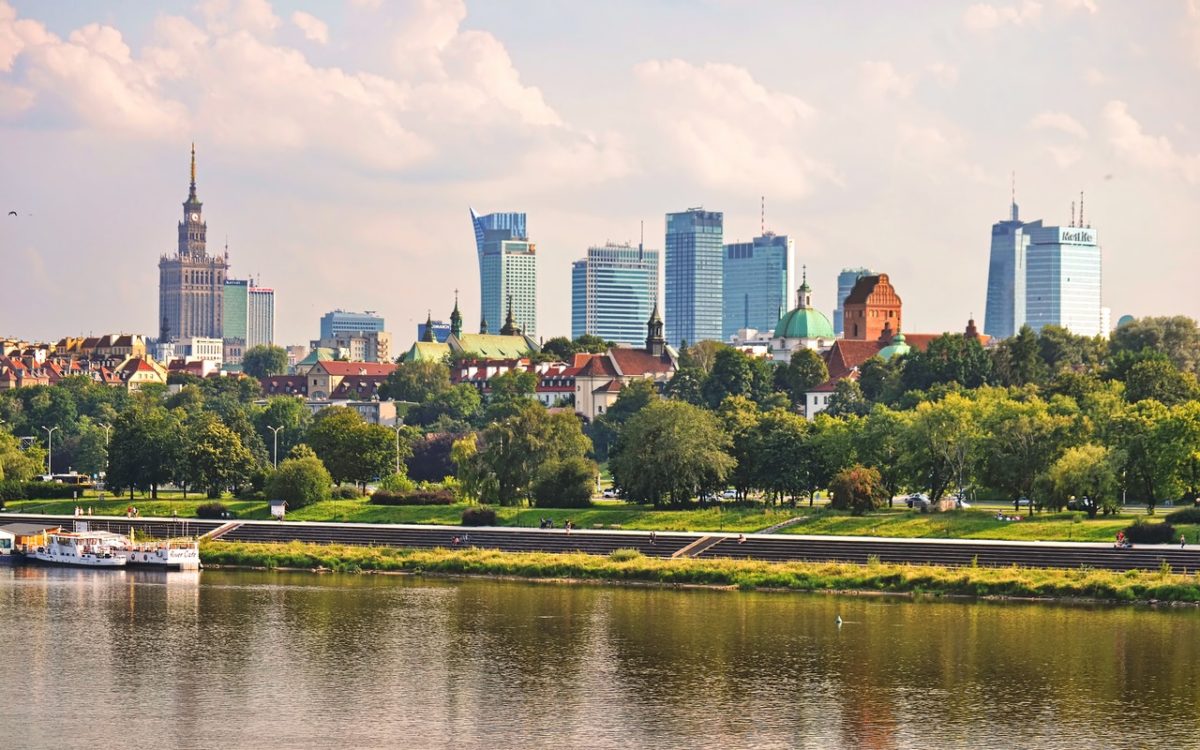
xmin=6 ymin=513 xmax=1198 ymax=573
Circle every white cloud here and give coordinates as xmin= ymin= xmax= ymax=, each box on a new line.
xmin=859 ymin=60 xmax=914 ymax=99
xmin=634 ymin=59 xmax=824 ymax=199
xmin=1187 ymin=0 xmax=1200 ymax=68
xmin=291 ymin=11 xmax=328 ymax=45
xmin=926 ymin=62 xmax=960 ymax=86
xmin=1045 ymin=144 xmax=1083 ymax=167
xmin=1057 ymin=0 xmax=1098 ymax=14
xmin=198 ymin=0 xmax=279 ymax=36
xmin=963 ymin=1 xmax=1043 ymax=31
xmin=1029 ymin=111 xmax=1089 ymax=139
xmin=1103 ymin=100 xmax=1200 ymax=183
xmin=1084 ymin=67 xmax=1106 ymax=85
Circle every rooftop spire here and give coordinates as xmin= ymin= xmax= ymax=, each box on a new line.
xmin=797 ymin=264 xmax=811 ymax=308
xmin=188 ymin=142 xmax=198 ymax=201
xmin=1010 ymin=170 xmax=1018 ymax=221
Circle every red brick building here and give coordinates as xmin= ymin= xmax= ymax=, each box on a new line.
xmin=842 ymin=273 xmax=902 ymax=341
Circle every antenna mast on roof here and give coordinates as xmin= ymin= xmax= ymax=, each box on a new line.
xmin=1079 ymin=190 xmax=1085 ymax=228
xmin=1071 ymin=200 xmax=1076 ymax=228
xmin=761 ymin=195 xmax=765 ymax=235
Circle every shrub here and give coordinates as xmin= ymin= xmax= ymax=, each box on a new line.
xmin=265 ymin=455 xmax=332 ymax=509
xmin=332 ymin=485 xmax=364 ymax=500
xmin=532 ymin=456 xmax=596 ymax=509
xmin=609 ymin=548 xmax=643 ymax=562
xmin=829 ymin=465 xmax=887 ymax=516
xmin=370 ymin=488 xmax=455 ymax=506
xmin=1124 ymin=520 xmax=1177 ymax=545
xmin=1165 ymin=507 xmax=1200 ymax=525
xmin=0 ymin=480 xmax=80 ymax=501
xmin=377 ymin=472 xmax=415 ymax=493
xmin=196 ymin=501 xmax=233 ymax=520
xmin=461 ymin=506 xmax=497 ymax=526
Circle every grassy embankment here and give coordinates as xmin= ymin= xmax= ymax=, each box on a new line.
xmin=200 ymin=540 xmax=1200 ymax=603
xmin=10 ymin=495 xmax=1189 ymax=542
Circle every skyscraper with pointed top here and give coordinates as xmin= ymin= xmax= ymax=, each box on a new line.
xmin=470 ymin=208 xmax=537 ymax=338
xmin=984 ymin=179 xmax=1035 ymax=340
xmin=159 ymin=144 xmax=229 ymax=342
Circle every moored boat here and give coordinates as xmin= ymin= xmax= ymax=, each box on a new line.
xmin=28 ymin=529 xmax=128 ymax=568
xmin=125 ymin=539 xmax=201 ymax=571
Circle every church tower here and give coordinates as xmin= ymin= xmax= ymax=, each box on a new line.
xmin=645 ymin=299 xmax=665 ymax=358
xmin=158 ymin=144 xmax=229 ymax=342
xmin=449 ymin=292 xmax=463 ymax=338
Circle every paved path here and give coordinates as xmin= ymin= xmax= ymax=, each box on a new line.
xmin=5 ymin=513 xmax=1198 ymax=572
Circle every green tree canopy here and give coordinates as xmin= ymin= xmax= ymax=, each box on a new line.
xmin=829 ymin=464 xmax=888 ymax=515
xmin=379 ymin=360 xmax=452 ymax=403
xmin=179 ymin=414 xmax=255 ymax=498
xmin=1048 ymin=443 xmax=1118 ymax=518
xmin=266 ymin=453 xmax=333 ymax=508
xmin=306 ymin=407 xmax=397 ymax=486
xmin=242 ymin=345 xmax=289 ymax=379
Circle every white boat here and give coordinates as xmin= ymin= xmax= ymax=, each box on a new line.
xmin=29 ymin=529 xmax=128 ymax=568
xmin=125 ymin=538 xmax=201 ymax=571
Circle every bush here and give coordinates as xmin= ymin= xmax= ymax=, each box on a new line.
xmin=265 ymin=455 xmax=333 ymax=509
xmin=370 ymin=488 xmax=455 ymax=506
xmin=532 ymin=456 xmax=596 ymax=509
xmin=1165 ymin=507 xmax=1200 ymax=525
xmin=332 ymin=485 xmax=364 ymax=500
xmin=609 ymin=548 xmax=643 ymax=562
xmin=196 ymin=501 xmax=233 ymax=520
xmin=377 ymin=472 xmax=415 ymax=493
xmin=461 ymin=506 xmax=497 ymax=526
xmin=0 ymin=480 xmax=80 ymax=501
xmin=829 ymin=465 xmax=887 ymax=516
xmin=1124 ymin=520 xmax=1177 ymax=545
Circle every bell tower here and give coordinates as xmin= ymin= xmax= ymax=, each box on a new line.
xmin=178 ymin=143 xmax=207 ymax=258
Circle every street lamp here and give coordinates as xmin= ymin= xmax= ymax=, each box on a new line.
xmin=97 ymin=422 xmax=112 ymax=446
xmin=41 ymin=425 xmax=60 ymax=476
xmin=267 ymin=425 xmax=284 ymax=468
xmin=391 ymin=423 xmax=405 ymax=476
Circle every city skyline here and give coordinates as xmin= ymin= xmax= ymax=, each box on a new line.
xmin=2 ymin=1 xmax=1200 ymax=345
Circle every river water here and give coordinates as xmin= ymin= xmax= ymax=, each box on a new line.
xmin=2 ymin=566 xmax=1198 ymax=749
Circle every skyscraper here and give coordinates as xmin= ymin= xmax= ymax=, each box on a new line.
xmin=983 ymin=196 xmax=1033 ymax=340
xmin=320 ymin=310 xmax=385 ymax=339
xmin=834 ymin=267 xmax=874 ymax=337
xmin=247 ymin=285 xmax=275 ymax=347
xmin=223 ymin=279 xmax=249 ymax=342
xmin=1025 ymin=222 xmax=1101 ymax=337
xmin=471 ymin=208 xmax=537 ymax=337
xmin=665 ymin=208 xmax=723 ymax=346
xmin=572 ymin=242 xmax=660 ymax=345
xmin=159 ymin=144 xmax=228 ymax=342
xmin=723 ymin=232 xmax=794 ymax=340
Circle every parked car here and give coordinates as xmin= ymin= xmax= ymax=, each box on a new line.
xmin=721 ymin=489 xmax=738 ymax=499
xmin=601 ymin=488 xmax=617 ymax=499
xmin=905 ymin=493 xmax=930 ymax=510
xmin=1016 ymin=496 xmax=1033 ymax=507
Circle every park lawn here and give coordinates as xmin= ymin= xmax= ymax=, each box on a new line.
xmin=6 ymin=496 xmax=267 ymax=518
xmin=779 ymin=508 xmax=1137 ymax=543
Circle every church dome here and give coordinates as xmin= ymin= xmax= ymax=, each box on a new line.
xmin=878 ymin=331 xmax=911 ymax=360
xmin=773 ymin=306 xmax=836 ymax=340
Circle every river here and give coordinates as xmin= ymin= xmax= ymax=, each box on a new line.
xmin=1 ymin=566 xmax=1198 ymax=749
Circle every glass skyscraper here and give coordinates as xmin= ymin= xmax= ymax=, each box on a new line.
xmin=471 ymin=208 xmax=537 ymax=336
xmin=247 ymin=286 xmax=274 ymax=347
xmin=983 ymin=200 xmax=1033 ymax=340
xmin=223 ymin=279 xmax=249 ymax=342
xmin=1025 ymin=223 xmax=1101 ymax=337
xmin=571 ymin=243 xmax=659 ymax=345
xmin=722 ymin=233 xmax=794 ymax=340
xmin=665 ymin=208 xmax=723 ymax=346
xmin=833 ymin=267 xmax=874 ymax=337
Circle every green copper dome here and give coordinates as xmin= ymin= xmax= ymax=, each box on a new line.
xmin=878 ymin=331 xmax=911 ymax=360
xmin=773 ymin=306 xmax=835 ymax=340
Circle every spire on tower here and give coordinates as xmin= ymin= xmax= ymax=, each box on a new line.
xmin=1010 ymin=171 xmax=1018 ymax=221
xmin=1079 ymin=190 xmax=1085 ymax=228
xmin=188 ymin=142 xmax=198 ymax=201
xmin=761 ymin=195 xmax=765 ymax=235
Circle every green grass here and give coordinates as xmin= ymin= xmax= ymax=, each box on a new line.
xmin=200 ymin=540 xmax=1200 ymax=603
xmin=780 ymin=508 xmax=1138 ymax=542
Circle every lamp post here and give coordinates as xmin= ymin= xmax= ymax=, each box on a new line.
xmin=267 ymin=425 xmax=284 ymax=468
xmin=391 ymin=423 xmax=405 ymax=476
xmin=41 ymin=425 xmax=60 ymax=476
xmin=97 ymin=422 xmax=112 ymax=446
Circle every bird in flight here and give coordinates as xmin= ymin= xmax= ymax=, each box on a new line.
xmin=7 ymin=211 xmax=16 ymax=216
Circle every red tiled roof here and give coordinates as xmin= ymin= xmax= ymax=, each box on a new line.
xmin=575 ymin=354 xmax=619 ymax=378
xmin=262 ymin=375 xmax=307 ymax=396
xmin=609 ymin=347 xmax=674 ymax=376
xmin=593 ymin=379 xmax=624 ymax=394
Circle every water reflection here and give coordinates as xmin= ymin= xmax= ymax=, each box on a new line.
xmin=2 ymin=567 xmax=1199 ymax=749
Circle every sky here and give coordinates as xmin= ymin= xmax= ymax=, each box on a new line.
xmin=1 ymin=0 xmax=1199 ymax=347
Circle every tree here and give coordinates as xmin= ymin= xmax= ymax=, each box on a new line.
xmin=254 ymin=396 xmax=313 ymax=461
xmin=775 ymin=348 xmax=829 ymax=408
xmin=991 ymin=325 xmax=1047 ymax=387
xmin=407 ymin=383 xmax=483 ymax=428
xmin=857 ymin=356 xmax=903 ymax=405
xmin=306 ymin=407 xmax=396 ymax=487
xmin=265 ymin=453 xmax=332 ymax=508
xmin=902 ymin=334 xmax=993 ymax=391
xmin=702 ymin=348 xmax=756 ymax=408
xmin=679 ymin=340 xmax=726 ymax=375
xmin=532 ymin=456 xmax=597 ymax=508
xmin=486 ymin=369 xmax=538 ymax=419
xmin=179 ymin=415 xmax=255 ymax=498
xmin=751 ymin=408 xmax=808 ymax=505
xmin=0 ymin=429 xmax=44 ymax=482
xmin=242 ymin=345 xmax=289 ymax=379
xmin=609 ymin=400 xmax=735 ymax=507
xmin=907 ymin=393 xmax=981 ymax=501
xmin=1110 ymin=315 xmax=1200 ymax=374
xmin=717 ymin=396 xmax=761 ymax=501
xmin=106 ymin=406 xmax=182 ymax=499
xmin=1124 ymin=358 xmax=1200 ymax=406
xmin=976 ymin=391 xmax=1073 ymax=511
xmin=829 ymin=465 xmax=888 ymax=515
xmin=379 ymin=360 xmax=452 ymax=403
xmin=540 ymin=336 xmax=577 ymax=361
xmin=855 ymin=405 xmax=913 ymax=506
xmin=472 ymin=403 xmax=591 ymax=505
xmin=589 ymin=378 xmax=658 ymax=460
xmin=824 ymin=379 xmax=870 ymax=418
xmin=1049 ymin=444 xmax=1118 ymax=518
xmin=1105 ymin=399 xmax=1183 ymax=514
xmin=665 ymin=367 xmax=705 ymax=405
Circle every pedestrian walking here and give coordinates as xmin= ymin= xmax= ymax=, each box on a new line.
xmin=1181 ymin=533 xmax=1187 ymax=549
xmin=649 ymin=531 xmax=657 ymax=545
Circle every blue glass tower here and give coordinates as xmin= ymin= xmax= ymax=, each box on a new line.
xmin=983 ymin=198 xmax=1033 ymax=340
xmin=834 ymin=267 xmax=874 ymax=337
xmin=665 ymin=208 xmax=723 ymax=346
xmin=571 ymin=243 xmax=659 ymax=345
xmin=470 ymin=208 xmax=537 ymax=337
xmin=1025 ymin=223 xmax=1101 ymax=337
xmin=722 ymin=233 xmax=794 ymax=341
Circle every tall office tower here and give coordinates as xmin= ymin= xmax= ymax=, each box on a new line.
xmin=983 ymin=193 xmax=1033 ymax=340
xmin=571 ymin=242 xmax=660 ymax=345
xmin=1025 ymin=221 xmax=1102 ymax=337
xmin=159 ymin=144 xmax=229 ymax=341
xmin=834 ymin=267 xmax=874 ymax=337
xmin=470 ymin=209 xmax=537 ymax=337
xmin=319 ymin=310 xmax=385 ymax=339
xmin=248 ymin=285 xmax=275 ymax=347
xmin=665 ymin=208 xmax=723 ymax=345
xmin=223 ymin=279 xmax=249 ymax=342
xmin=722 ymin=232 xmax=794 ymax=340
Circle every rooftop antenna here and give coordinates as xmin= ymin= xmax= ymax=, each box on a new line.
xmin=1070 ymin=200 xmax=1076 ymax=228
xmin=1080 ymin=190 xmax=1085 ymax=228
xmin=761 ymin=195 xmax=765 ymax=235
xmin=1010 ymin=171 xmax=1018 ymax=221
